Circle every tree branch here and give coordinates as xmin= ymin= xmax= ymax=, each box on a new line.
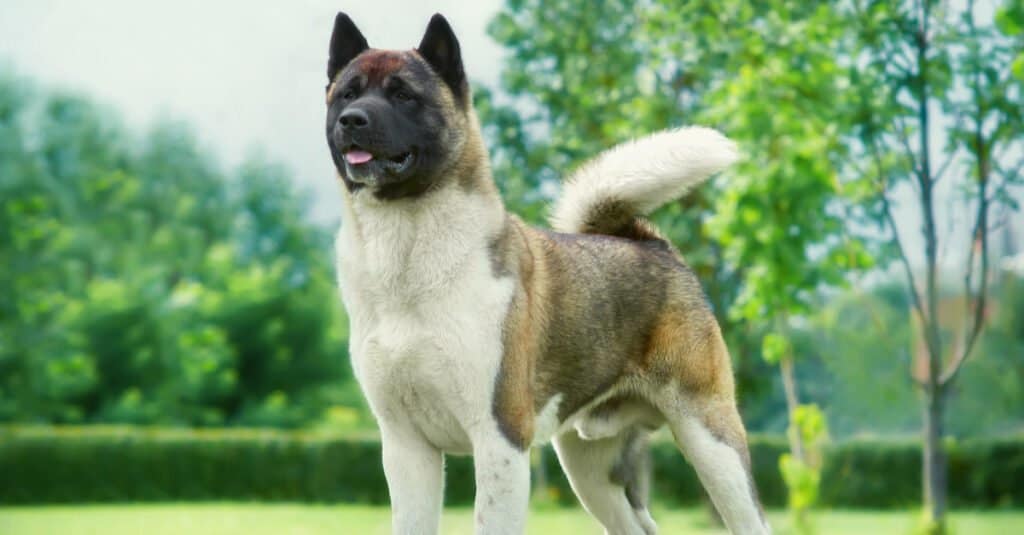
xmin=871 ymin=174 xmax=930 ymax=388
xmin=941 ymin=190 xmax=988 ymax=386
xmin=932 ymin=147 xmax=959 ymax=183
xmin=866 ymin=132 xmax=929 ymax=327
xmin=894 ymin=114 xmax=925 ymax=184
xmin=941 ymin=0 xmax=992 ymax=387
xmin=994 ymin=156 xmax=1024 ymax=187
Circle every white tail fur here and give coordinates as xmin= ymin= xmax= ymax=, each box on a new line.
xmin=549 ymin=126 xmax=739 ymax=235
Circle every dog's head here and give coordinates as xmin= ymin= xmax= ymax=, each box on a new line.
xmin=325 ymin=13 xmax=473 ymax=200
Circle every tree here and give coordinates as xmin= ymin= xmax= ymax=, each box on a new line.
xmin=0 ymin=70 xmax=351 ymax=428
xmin=689 ymin=4 xmax=871 ymax=530
xmin=845 ymin=0 xmax=1024 ymax=531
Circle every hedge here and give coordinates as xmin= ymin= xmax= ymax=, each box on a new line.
xmin=1 ymin=425 xmax=1021 ymax=508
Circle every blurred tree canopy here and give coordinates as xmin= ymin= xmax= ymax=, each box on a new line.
xmin=0 ymin=72 xmax=352 ymax=428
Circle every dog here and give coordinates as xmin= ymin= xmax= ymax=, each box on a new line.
xmin=324 ymin=12 xmax=770 ymax=535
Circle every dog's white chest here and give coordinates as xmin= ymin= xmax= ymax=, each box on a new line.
xmin=346 ymin=270 xmax=513 ymax=452
xmin=334 ymin=190 xmax=513 ymax=451
xmin=358 ymin=315 xmax=475 ymax=452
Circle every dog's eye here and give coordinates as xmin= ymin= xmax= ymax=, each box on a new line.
xmin=394 ymin=90 xmax=413 ymax=102
xmin=341 ymin=88 xmax=356 ymax=100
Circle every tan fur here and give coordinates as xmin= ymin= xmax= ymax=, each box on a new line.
xmin=492 ymin=218 xmax=545 ymax=448
xmin=643 ymin=310 xmax=732 ymax=395
xmin=448 ymin=110 xmax=492 ymax=193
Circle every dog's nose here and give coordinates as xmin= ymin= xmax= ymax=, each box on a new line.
xmin=339 ymin=108 xmax=370 ymax=130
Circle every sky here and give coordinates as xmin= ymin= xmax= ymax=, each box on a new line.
xmin=0 ymin=0 xmax=504 ymax=222
xmin=1 ymin=1 xmax=1019 ymax=272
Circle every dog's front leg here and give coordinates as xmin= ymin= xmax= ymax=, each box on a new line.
xmin=381 ymin=426 xmax=444 ymax=535
xmin=472 ymin=436 xmax=531 ymax=534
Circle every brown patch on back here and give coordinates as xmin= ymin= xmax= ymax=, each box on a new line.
xmin=531 ymin=231 xmax=673 ymax=421
xmin=492 ymin=222 xmax=720 ymax=449
xmin=490 ymin=204 xmax=738 ymax=455
xmin=517 ymin=229 xmax=706 ymax=422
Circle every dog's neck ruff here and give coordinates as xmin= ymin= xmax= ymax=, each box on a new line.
xmin=336 ymin=179 xmax=505 ymax=306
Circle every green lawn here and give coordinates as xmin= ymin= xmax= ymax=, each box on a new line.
xmin=1 ymin=504 xmax=1022 ymax=534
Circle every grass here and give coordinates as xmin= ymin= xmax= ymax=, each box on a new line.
xmin=1 ymin=504 xmax=1022 ymax=534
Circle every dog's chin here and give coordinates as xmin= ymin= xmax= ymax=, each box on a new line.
xmin=341 ymin=152 xmax=439 ymax=200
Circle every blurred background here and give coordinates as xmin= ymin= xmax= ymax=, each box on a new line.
xmin=0 ymin=0 xmax=1022 ymax=534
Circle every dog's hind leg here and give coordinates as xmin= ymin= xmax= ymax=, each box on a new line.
xmin=553 ymin=429 xmax=658 ymax=535
xmin=663 ymin=395 xmax=770 ymax=535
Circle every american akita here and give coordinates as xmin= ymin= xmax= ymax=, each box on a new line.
xmin=325 ymin=12 xmax=770 ymax=535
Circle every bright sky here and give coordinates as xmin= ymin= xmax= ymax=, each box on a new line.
xmin=0 ymin=0 xmax=504 ymax=222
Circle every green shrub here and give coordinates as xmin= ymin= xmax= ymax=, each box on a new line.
xmin=0 ymin=426 xmax=386 ymax=504
xmin=1 ymin=425 xmax=1021 ymax=508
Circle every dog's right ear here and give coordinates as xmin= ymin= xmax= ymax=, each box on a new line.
xmin=327 ymin=13 xmax=369 ymax=82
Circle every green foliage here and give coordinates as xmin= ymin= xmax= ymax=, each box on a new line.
xmin=761 ymin=333 xmax=790 ymax=366
xmin=0 ymin=71 xmax=351 ymax=428
xmin=781 ymin=404 xmax=830 ymax=534
xmin=780 ymin=453 xmax=819 ymax=510
xmin=792 ymin=404 xmax=829 ymax=453
xmin=0 ymin=426 xmax=388 ymax=503
xmin=694 ymin=2 xmax=873 ymax=324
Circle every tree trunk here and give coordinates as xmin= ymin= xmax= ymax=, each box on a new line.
xmin=780 ymin=356 xmax=805 ymax=462
xmin=922 ymin=385 xmax=948 ymax=534
xmin=780 ymin=354 xmax=810 ymax=531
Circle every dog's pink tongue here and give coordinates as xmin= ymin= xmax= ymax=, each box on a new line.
xmin=345 ymin=150 xmax=373 ymax=165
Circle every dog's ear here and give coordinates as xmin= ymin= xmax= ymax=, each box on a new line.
xmin=328 ymin=12 xmax=369 ymax=82
xmin=417 ymin=14 xmax=466 ymax=103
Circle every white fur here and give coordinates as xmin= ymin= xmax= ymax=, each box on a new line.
xmin=550 ymin=126 xmax=739 ymax=233
xmin=531 ymin=394 xmax=564 ymax=447
xmin=472 ymin=439 xmax=531 ymax=534
xmin=670 ymin=415 xmax=771 ymax=535
xmin=554 ymin=431 xmax=657 ymax=535
xmin=336 ymin=184 xmax=530 ymax=534
xmin=574 ymin=401 xmax=658 ymax=441
xmin=380 ymin=425 xmax=444 ymax=534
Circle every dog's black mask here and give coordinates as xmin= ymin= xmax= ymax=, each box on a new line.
xmin=325 ymin=13 xmax=468 ymax=201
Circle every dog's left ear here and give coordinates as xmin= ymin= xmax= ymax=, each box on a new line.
xmin=417 ymin=14 xmax=467 ymax=103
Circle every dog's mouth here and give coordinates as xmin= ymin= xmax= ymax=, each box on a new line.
xmin=344 ymin=144 xmax=415 ymax=176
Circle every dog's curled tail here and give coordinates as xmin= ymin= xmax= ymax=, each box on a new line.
xmin=549 ymin=126 xmax=738 ymax=238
